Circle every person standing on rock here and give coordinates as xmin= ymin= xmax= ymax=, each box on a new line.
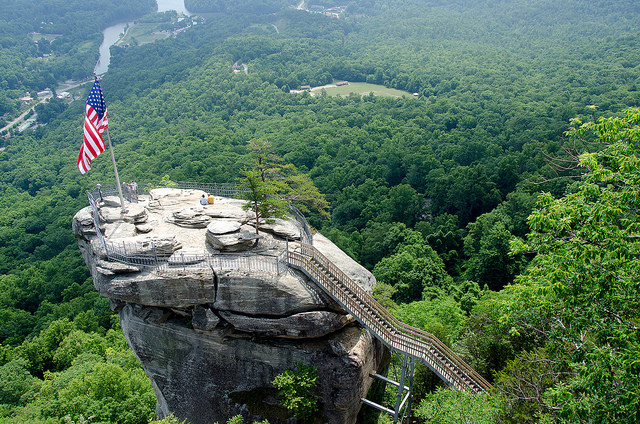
xmin=130 ymin=180 xmax=138 ymax=201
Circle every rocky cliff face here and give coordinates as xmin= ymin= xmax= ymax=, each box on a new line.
xmin=73 ymin=188 xmax=386 ymax=424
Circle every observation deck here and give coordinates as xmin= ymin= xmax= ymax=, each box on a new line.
xmin=80 ymin=182 xmax=490 ymax=423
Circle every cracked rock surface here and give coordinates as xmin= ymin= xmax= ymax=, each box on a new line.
xmin=73 ymin=189 xmax=386 ymax=424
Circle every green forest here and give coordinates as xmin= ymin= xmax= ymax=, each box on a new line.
xmin=0 ymin=0 xmax=156 ymax=121
xmin=1 ymin=0 xmax=639 ymax=422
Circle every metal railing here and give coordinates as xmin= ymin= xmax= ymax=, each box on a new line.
xmin=85 ymin=182 xmax=312 ymax=273
xmin=108 ymin=245 xmax=286 ymax=274
xmin=287 ymin=242 xmax=492 ymax=393
xmin=174 ymin=181 xmax=249 ymax=199
xmin=85 ymin=183 xmax=490 ymax=392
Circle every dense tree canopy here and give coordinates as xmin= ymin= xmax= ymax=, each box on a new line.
xmin=1 ymin=0 xmax=639 ymax=422
xmin=504 ymin=109 xmax=640 ymax=422
xmin=0 ymin=0 xmax=155 ymax=99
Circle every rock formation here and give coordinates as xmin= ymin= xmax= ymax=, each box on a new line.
xmin=73 ymin=188 xmax=387 ymax=424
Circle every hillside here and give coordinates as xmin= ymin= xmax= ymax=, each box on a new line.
xmin=1 ymin=0 xmax=639 ymax=422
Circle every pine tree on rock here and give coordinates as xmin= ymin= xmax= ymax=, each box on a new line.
xmin=241 ymin=139 xmax=328 ymax=235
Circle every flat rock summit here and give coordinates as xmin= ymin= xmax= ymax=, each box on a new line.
xmin=73 ymin=187 xmax=386 ymax=424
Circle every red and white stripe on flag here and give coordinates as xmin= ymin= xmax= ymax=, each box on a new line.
xmin=77 ymin=78 xmax=108 ymax=174
xmin=77 ymin=106 xmax=108 ymax=174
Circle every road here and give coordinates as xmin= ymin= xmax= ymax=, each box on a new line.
xmin=58 ymin=77 xmax=93 ymax=92
xmin=1 ymin=98 xmax=46 ymax=133
xmin=1 ymin=78 xmax=92 ymax=134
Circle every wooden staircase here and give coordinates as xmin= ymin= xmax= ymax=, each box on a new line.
xmin=287 ymin=242 xmax=491 ymax=394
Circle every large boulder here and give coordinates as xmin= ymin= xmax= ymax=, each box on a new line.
xmin=73 ymin=189 xmax=386 ymax=424
xmin=167 ymin=207 xmax=212 ymax=228
xmin=206 ymin=219 xmax=243 ymax=235
xmin=219 ymin=310 xmax=355 ymax=339
xmin=94 ymin=268 xmax=216 ymax=308
xmin=110 ymin=235 xmax=182 ymax=257
xmin=192 ymin=306 xmax=220 ymax=331
xmin=206 ymin=229 xmax=262 ymax=251
xmin=214 ymin=271 xmax=340 ymax=316
xmin=120 ymin=304 xmax=385 ymax=424
xmin=99 ymin=201 xmax=147 ymax=224
xmin=72 ymin=206 xmax=97 ymax=236
xmin=313 ymin=233 xmax=376 ymax=292
xmin=250 ymin=218 xmax=301 ymax=240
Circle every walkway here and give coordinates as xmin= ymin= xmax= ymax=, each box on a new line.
xmin=86 ymin=183 xmax=490 ymax=395
xmin=287 ymin=242 xmax=491 ymax=393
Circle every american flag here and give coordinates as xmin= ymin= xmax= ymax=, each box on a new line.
xmin=77 ymin=78 xmax=108 ymax=174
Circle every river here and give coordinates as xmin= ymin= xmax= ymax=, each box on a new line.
xmin=94 ymin=0 xmax=191 ymax=75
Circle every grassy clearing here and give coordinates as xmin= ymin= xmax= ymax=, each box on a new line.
xmin=30 ymin=33 xmax=61 ymax=42
xmin=312 ymin=82 xmax=414 ymax=98
xmin=120 ymin=23 xmax=169 ymax=46
xmin=77 ymin=41 xmax=96 ymax=54
xmin=246 ymin=24 xmax=279 ymax=35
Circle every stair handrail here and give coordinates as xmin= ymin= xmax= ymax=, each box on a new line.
xmin=290 ymin=242 xmax=492 ymax=393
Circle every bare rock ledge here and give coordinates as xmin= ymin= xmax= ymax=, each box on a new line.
xmin=73 ymin=189 xmax=387 ymax=424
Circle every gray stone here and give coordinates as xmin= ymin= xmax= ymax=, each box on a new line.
xmin=104 ymin=221 xmax=137 ymax=239
xmin=313 ymin=233 xmax=376 ymax=292
xmin=252 ymin=218 xmax=301 ymax=240
xmin=202 ymin=198 xmax=253 ymax=222
xmin=126 ymin=204 xmax=148 ymax=224
xmin=72 ymin=189 xmax=385 ymax=424
xmin=219 ymin=310 xmax=354 ymax=339
xmin=138 ymin=306 xmax=172 ymax=324
xmin=108 ymin=235 xmax=181 ymax=257
xmin=136 ymin=223 xmax=154 ymax=233
xmin=110 ymin=299 xmax=126 ymax=312
xmin=149 ymin=188 xmax=205 ymax=205
xmin=168 ymin=207 xmax=212 ymax=228
xmin=206 ymin=219 xmax=242 ymax=235
xmin=119 ymin=304 xmax=385 ymax=424
xmin=96 ymin=259 xmax=141 ymax=275
xmin=72 ymin=207 xmax=96 ymax=236
xmin=100 ymin=202 xmax=147 ymax=224
xmin=100 ymin=195 xmax=123 ymax=208
xmin=206 ymin=231 xmax=261 ymax=251
xmin=192 ymin=306 xmax=220 ymax=331
xmin=93 ymin=269 xmax=216 ymax=308
xmin=90 ymin=238 xmax=108 ymax=260
xmin=214 ymin=272 xmax=340 ymax=316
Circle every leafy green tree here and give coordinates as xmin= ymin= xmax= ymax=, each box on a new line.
xmin=415 ymin=387 xmax=504 ymax=424
xmin=371 ymin=281 xmax=397 ymax=310
xmin=506 ymin=108 xmax=640 ymax=422
xmin=416 ymin=213 xmax=466 ymax=277
xmin=464 ymin=213 xmax=526 ymax=291
xmin=493 ymin=348 xmax=566 ymax=423
xmin=272 ymin=362 xmax=319 ymax=422
xmin=241 ymin=168 xmax=289 ymax=234
xmin=384 ymin=184 xmax=422 ymax=226
xmin=0 ymin=357 xmax=39 ymax=404
xmin=392 ymin=297 xmax=464 ymax=346
xmin=457 ymin=290 xmax=539 ymax=384
xmin=53 ymin=330 xmax=107 ymax=370
xmin=241 ymin=139 xmax=328 ymax=234
xmin=45 ymin=361 xmax=155 ymax=424
xmin=19 ymin=318 xmax=74 ymax=375
xmin=373 ymin=230 xmax=452 ymax=303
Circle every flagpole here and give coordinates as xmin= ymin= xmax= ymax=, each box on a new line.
xmin=104 ymin=127 xmax=126 ymax=213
